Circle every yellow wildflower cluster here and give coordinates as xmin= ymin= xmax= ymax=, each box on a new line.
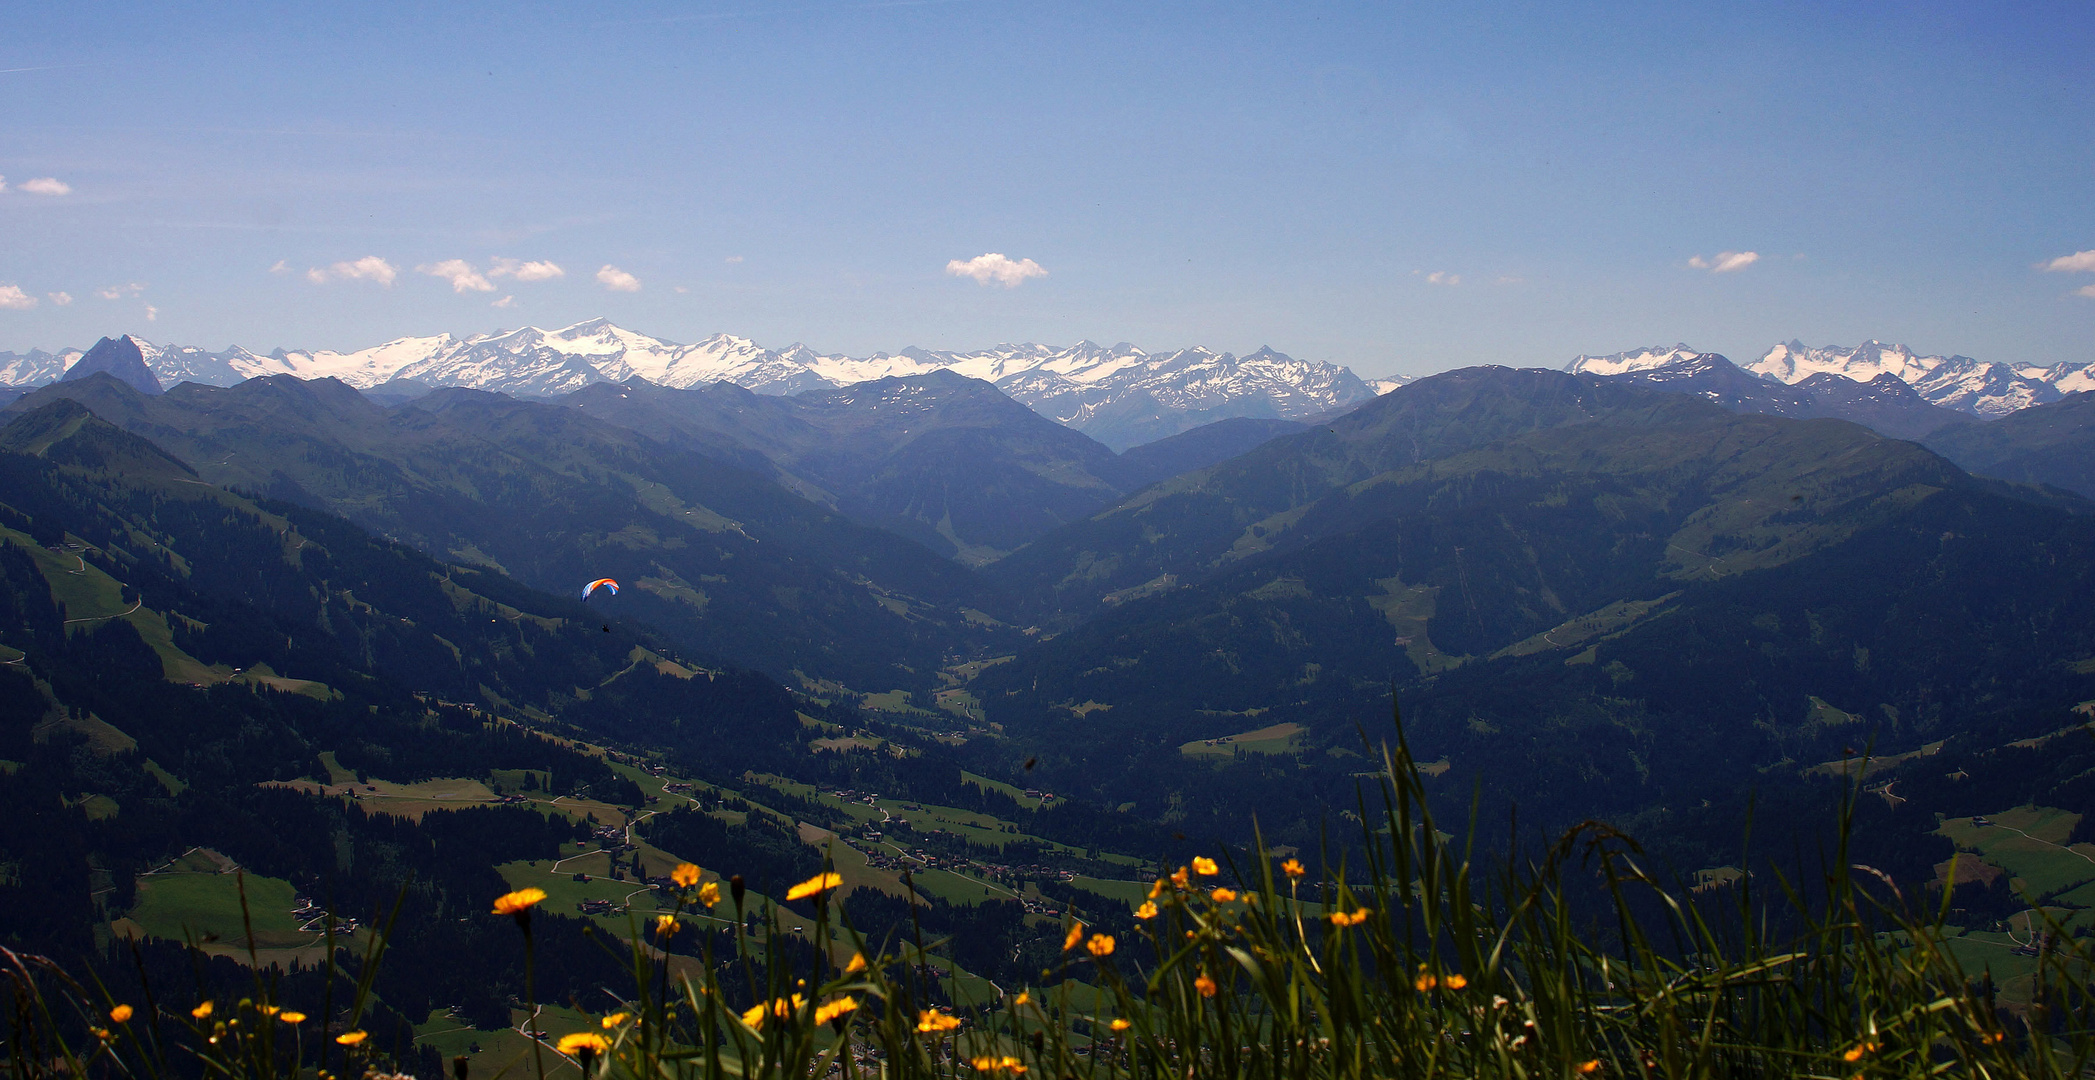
xmin=916 ymin=1009 xmax=962 ymax=1034
xmin=741 ymin=995 xmax=806 ymax=1030
xmin=814 ymin=997 xmax=858 ymax=1025
xmin=970 ymin=1054 xmax=1027 ymax=1074
xmin=1329 ymin=908 xmax=1372 ymax=927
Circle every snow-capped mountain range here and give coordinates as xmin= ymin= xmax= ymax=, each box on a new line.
xmin=0 ymin=320 xmax=1403 ymax=449
xmin=1569 ymin=341 xmax=2095 ymax=419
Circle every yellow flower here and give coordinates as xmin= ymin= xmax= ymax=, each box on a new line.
xmin=1578 ymin=1061 xmax=1602 ymax=1074
xmin=279 ymin=1012 xmax=307 ymax=1025
xmin=557 ymin=1032 xmax=609 ymax=1056
xmin=1062 ymin=921 xmax=1085 ymax=951
xmin=336 ymin=1031 xmax=368 ymax=1046
xmin=1194 ymin=972 xmax=1218 ymax=997
xmin=1416 ymin=974 xmax=1438 ymax=992
xmin=1281 ymin=858 xmax=1306 ymax=879
xmin=785 ymin=872 xmax=843 ymax=901
xmin=1843 ymin=1042 xmax=1879 ymax=1063
xmin=1211 ymin=887 xmax=1237 ymax=903
xmin=1170 ymin=866 xmax=1190 ymax=889
xmin=91 ymin=1026 xmax=112 ymax=1041
xmin=109 ymin=1004 xmax=134 ymax=1024
xmin=1135 ymin=901 xmax=1158 ymax=920
xmin=1445 ymin=974 xmax=1469 ymax=990
xmin=697 ymin=881 xmax=721 ymax=907
xmin=1192 ymin=856 xmax=1219 ymax=876
xmin=1110 ymin=1018 xmax=1131 ymax=1031
xmin=814 ymin=997 xmax=858 ymax=1024
xmin=655 ymin=914 xmax=680 ymax=937
xmin=258 ymin=1005 xmax=280 ymax=1017
xmin=846 ymin=952 xmax=868 ymax=973
xmin=741 ymin=996 xmax=805 ymax=1030
xmin=600 ymin=1012 xmax=628 ymax=1029
xmin=1086 ymin=933 xmax=1116 ymax=957
xmin=1148 ymin=877 xmax=1169 ymax=899
xmin=1011 ymin=992 xmax=1030 ymax=1006
xmin=671 ymin=863 xmax=701 ymax=888
xmin=916 ymin=1009 xmax=961 ymax=1034
xmin=191 ymin=1002 xmax=214 ymax=1020
xmin=970 ymin=1055 xmax=1026 ymax=1074
xmin=492 ymin=888 xmax=547 ymax=916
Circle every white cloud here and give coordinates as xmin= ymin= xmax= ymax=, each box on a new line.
xmin=0 ymin=176 xmax=7 ymax=193
xmin=308 ymin=256 xmax=398 ymax=286
xmin=946 ymin=252 xmax=1048 ymax=288
xmin=1688 ymin=251 xmax=1759 ymax=273
xmin=0 ymin=285 xmax=37 ymax=310
xmin=2044 ymin=250 xmax=2095 ymax=273
xmin=725 ymin=255 xmax=744 ymax=264
xmin=1494 ymin=275 xmax=1523 ymax=285
xmin=18 ymin=177 xmax=71 ymax=196
xmin=492 ymin=295 xmax=515 ymax=308
xmin=269 ymin=260 xmax=289 ymax=274
xmin=2078 ymin=284 xmax=2095 ymax=299
xmin=1425 ymin=270 xmax=1461 ymax=286
xmin=145 ymin=304 xmax=158 ymax=322
xmin=47 ymin=291 xmax=71 ymax=306
xmin=96 ymin=282 xmax=146 ymax=300
xmin=596 ymin=264 xmax=642 ymax=292
xmin=419 ymin=259 xmax=495 ymax=293
xmin=490 ymin=257 xmax=565 ymax=282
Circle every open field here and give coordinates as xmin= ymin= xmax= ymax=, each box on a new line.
xmin=1492 ymin=593 xmax=1680 ymax=659
xmin=124 ymin=869 xmax=312 ymax=948
xmin=416 ymin=1004 xmax=595 ymax=1080
xmin=1180 ymin=722 xmax=1306 ymax=759
xmin=1938 ymin=806 xmax=2095 ymax=899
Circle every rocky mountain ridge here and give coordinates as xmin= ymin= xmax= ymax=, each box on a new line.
xmin=1572 ymin=340 xmax=2094 ymax=418
xmin=0 ymin=320 xmax=1395 ymax=450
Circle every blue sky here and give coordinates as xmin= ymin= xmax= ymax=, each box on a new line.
xmin=2 ymin=1 xmax=2091 ymax=378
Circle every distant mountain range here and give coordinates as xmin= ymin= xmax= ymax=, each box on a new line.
xmin=0 ymin=322 xmax=1402 ymax=450
xmin=1570 ymin=341 xmax=2095 ymax=418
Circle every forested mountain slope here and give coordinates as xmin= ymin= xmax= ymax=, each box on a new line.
xmin=4 ymin=375 xmax=1018 ymax=693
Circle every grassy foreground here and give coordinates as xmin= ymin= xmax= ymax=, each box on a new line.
xmin=5 ymin=729 xmax=2092 ymax=1080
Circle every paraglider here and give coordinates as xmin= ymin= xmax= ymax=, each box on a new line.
xmin=582 ymin=578 xmax=620 ymax=600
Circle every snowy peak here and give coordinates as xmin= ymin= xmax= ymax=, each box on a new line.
xmin=2 ymin=321 xmax=1383 ymax=448
xmin=1745 ymin=340 xmax=2089 ymax=418
xmin=1744 ymin=340 xmax=1952 ymax=386
xmin=1565 ymin=344 xmax=1713 ymax=377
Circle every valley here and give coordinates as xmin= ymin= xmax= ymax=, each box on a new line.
xmin=3 ymin=352 xmax=2094 ymax=1058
